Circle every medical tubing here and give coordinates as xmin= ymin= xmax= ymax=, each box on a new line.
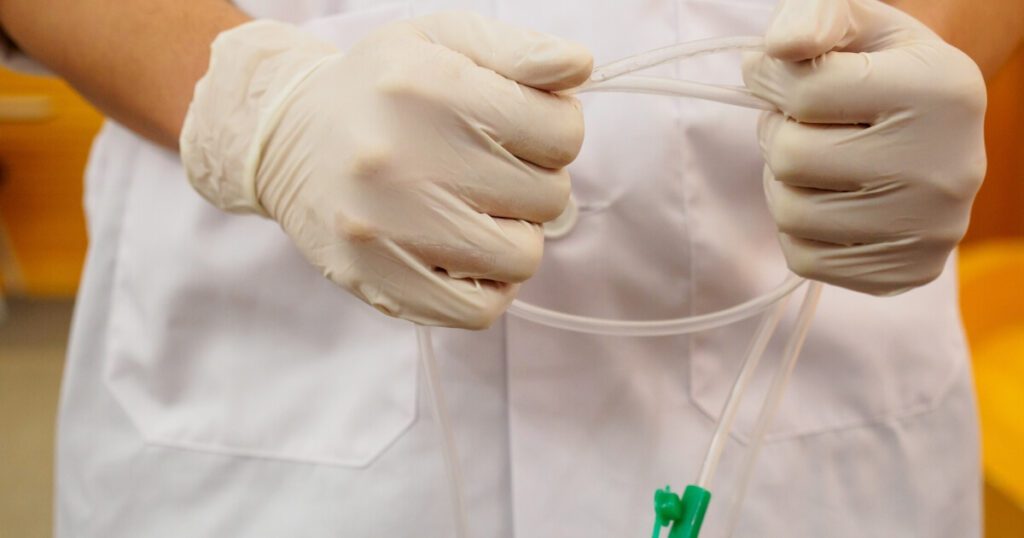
xmin=583 ymin=36 xmax=765 ymax=84
xmin=566 ymin=36 xmax=772 ymax=112
xmin=579 ymin=77 xmax=774 ymax=111
xmin=723 ymin=282 xmax=824 ymax=537
xmin=415 ymin=325 xmax=470 ymax=538
xmin=416 ymin=37 xmax=791 ymax=537
xmin=506 ymin=275 xmax=804 ymax=337
xmin=694 ymin=288 xmax=796 ymax=489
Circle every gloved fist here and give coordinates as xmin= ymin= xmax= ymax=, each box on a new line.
xmin=181 ymin=13 xmax=592 ymax=328
xmin=743 ymin=0 xmax=987 ymax=295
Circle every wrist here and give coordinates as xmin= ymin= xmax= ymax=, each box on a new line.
xmin=180 ymin=20 xmax=338 ymax=216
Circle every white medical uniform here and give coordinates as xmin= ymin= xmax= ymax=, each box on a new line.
xmin=55 ymin=1 xmax=981 ymax=536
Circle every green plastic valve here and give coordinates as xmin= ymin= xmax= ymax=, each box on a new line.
xmin=651 ymin=485 xmax=711 ymax=538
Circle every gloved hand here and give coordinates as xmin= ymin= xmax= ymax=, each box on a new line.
xmin=743 ymin=0 xmax=987 ymax=295
xmin=181 ymin=12 xmax=591 ymax=328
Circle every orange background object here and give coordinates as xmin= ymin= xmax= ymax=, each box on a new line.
xmin=0 ymin=69 xmax=101 ymax=295
xmin=965 ymin=46 xmax=1024 ymax=243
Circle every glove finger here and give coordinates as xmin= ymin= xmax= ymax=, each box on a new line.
xmin=400 ymin=274 xmax=517 ymax=330
xmin=765 ymin=167 xmax=901 ymax=246
xmin=760 ymin=115 xmax=980 ymax=245
xmin=405 ymin=12 xmax=588 ymax=169
xmin=454 ymin=67 xmax=586 ymax=170
xmin=320 ymin=237 xmax=517 ymax=329
xmin=376 ymin=42 xmax=585 ymax=170
xmin=456 ymin=150 xmax=571 ymax=224
xmin=760 ymin=112 xmax=876 ymax=192
xmin=777 ymin=233 xmax=948 ymax=296
xmin=744 ymin=48 xmax=904 ymax=125
xmin=399 ymin=215 xmax=544 ymax=284
xmin=410 ymin=11 xmax=593 ymax=91
xmin=425 ymin=276 xmax=518 ymax=330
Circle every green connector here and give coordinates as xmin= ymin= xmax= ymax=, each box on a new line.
xmin=651 ymin=485 xmax=711 ymax=538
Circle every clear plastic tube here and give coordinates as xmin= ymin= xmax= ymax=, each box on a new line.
xmin=723 ymin=282 xmax=824 ymax=537
xmin=511 ymin=35 xmax=779 ymax=337
xmin=579 ymin=76 xmax=774 ymax=111
xmin=416 ymin=326 xmax=469 ymax=538
xmin=429 ymin=277 xmax=805 ymax=538
xmin=583 ymin=36 xmax=765 ymax=84
xmin=695 ymin=288 xmax=795 ymax=489
xmin=564 ymin=35 xmax=772 ymax=111
xmin=506 ymin=274 xmax=803 ymax=337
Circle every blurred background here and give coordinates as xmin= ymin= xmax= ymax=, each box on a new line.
xmin=1 ymin=48 xmax=1022 ymax=537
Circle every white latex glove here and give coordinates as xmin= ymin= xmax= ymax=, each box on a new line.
xmin=743 ymin=0 xmax=987 ymax=295
xmin=181 ymin=13 xmax=591 ymax=328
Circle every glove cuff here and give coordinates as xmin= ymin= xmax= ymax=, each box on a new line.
xmin=180 ymin=19 xmax=338 ymax=216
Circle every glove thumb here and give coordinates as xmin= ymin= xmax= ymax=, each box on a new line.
xmin=764 ymin=0 xmax=854 ymax=61
xmin=411 ymin=11 xmax=593 ymax=91
xmin=765 ymin=0 xmax=940 ymax=61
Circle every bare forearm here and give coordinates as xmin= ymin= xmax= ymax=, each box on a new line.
xmin=0 ymin=0 xmax=251 ymax=147
xmin=888 ymin=0 xmax=1024 ymax=78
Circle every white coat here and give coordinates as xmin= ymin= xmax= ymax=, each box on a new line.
xmin=56 ymin=1 xmax=981 ymax=536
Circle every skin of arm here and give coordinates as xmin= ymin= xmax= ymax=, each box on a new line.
xmin=0 ymin=0 xmax=250 ymax=148
xmin=887 ymin=0 xmax=1024 ymax=78
xmin=0 ymin=0 xmax=1019 ymax=148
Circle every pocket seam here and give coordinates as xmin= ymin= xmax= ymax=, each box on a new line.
xmin=131 ymin=371 xmax=422 ymax=469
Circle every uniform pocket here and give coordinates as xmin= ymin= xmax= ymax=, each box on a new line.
xmin=103 ymin=6 xmax=419 ymax=467
xmin=104 ymin=143 xmax=420 ymax=467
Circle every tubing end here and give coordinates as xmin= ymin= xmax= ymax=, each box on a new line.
xmin=653 ymin=485 xmax=711 ymax=538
